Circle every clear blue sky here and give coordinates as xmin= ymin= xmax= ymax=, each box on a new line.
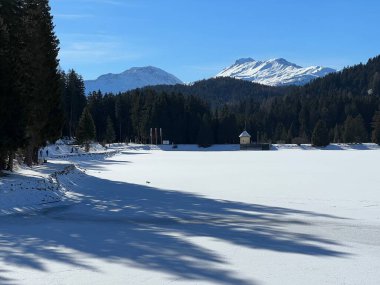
xmin=50 ymin=0 xmax=380 ymax=82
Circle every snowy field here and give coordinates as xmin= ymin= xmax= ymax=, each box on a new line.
xmin=1 ymin=144 xmax=380 ymax=284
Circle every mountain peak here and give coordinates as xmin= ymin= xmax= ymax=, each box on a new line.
xmin=216 ymin=57 xmax=335 ymax=86
xmin=85 ymin=66 xmax=183 ymax=94
xmin=234 ymin=58 xmax=256 ymax=65
xmin=126 ymin=66 xmax=160 ymax=72
xmin=268 ymin=58 xmax=300 ymax=68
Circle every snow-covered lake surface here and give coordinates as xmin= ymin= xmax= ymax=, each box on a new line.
xmin=1 ymin=145 xmax=380 ymax=284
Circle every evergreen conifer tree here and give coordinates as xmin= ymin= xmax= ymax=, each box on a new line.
xmin=197 ymin=114 xmax=214 ymax=147
xmin=0 ymin=0 xmax=27 ymax=170
xmin=372 ymin=110 xmax=380 ymax=144
xmin=333 ymin=124 xmax=341 ymax=143
xmin=76 ymin=107 xmax=96 ymax=152
xmin=105 ymin=116 xmax=116 ymax=145
xmin=287 ymin=123 xmax=297 ymax=144
xmin=216 ymin=106 xmax=237 ymax=144
xmin=115 ymin=97 xmax=123 ymax=142
xmin=344 ymin=115 xmax=368 ymax=143
xmin=63 ymin=69 xmax=87 ymax=138
xmin=311 ymin=120 xmax=329 ymax=147
xmin=23 ymin=0 xmax=62 ymax=165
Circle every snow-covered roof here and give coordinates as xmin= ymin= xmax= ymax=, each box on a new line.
xmin=239 ymin=131 xmax=251 ymax=138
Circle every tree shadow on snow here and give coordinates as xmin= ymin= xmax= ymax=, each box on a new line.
xmin=0 ymin=168 xmax=349 ymax=285
xmin=0 ymin=269 xmax=15 ymax=285
xmin=32 ymin=157 xmax=133 ymax=175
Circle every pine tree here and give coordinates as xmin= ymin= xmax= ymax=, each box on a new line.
xmin=353 ymin=115 xmax=368 ymax=143
xmin=197 ymin=114 xmax=214 ymax=147
xmin=287 ymin=122 xmax=297 ymax=144
xmin=115 ymin=97 xmax=123 ymax=142
xmin=76 ymin=107 xmax=96 ymax=152
xmin=343 ymin=116 xmax=355 ymax=142
xmin=274 ymin=123 xmax=287 ymax=143
xmin=23 ymin=0 xmax=63 ymax=165
xmin=105 ymin=116 xmax=116 ymax=145
xmin=370 ymin=72 xmax=380 ymax=95
xmin=344 ymin=115 xmax=368 ymax=143
xmin=312 ymin=120 xmax=329 ymax=147
xmin=372 ymin=110 xmax=380 ymax=144
xmin=0 ymin=0 xmax=27 ymax=170
xmin=63 ymin=69 xmax=87 ymax=138
xmin=333 ymin=124 xmax=341 ymax=143
xmin=216 ymin=106 xmax=237 ymax=143
xmin=87 ymin=90 xmax=105 ymax=142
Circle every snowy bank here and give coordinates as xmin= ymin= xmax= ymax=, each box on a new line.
xmin=0 ymin=164 xmax=69 ymax=215
xmin=0 ymin=142 xmax=125 ymax=216
xmin=124 ymin=143 xmax=380 ymax=152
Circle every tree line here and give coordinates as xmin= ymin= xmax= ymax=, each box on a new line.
xmin=148 ymin=77 xmax=289 ymax=107
xmin=70 ymin=74 xmax=380 ymax=150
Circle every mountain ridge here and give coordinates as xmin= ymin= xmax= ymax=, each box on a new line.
xmin=84 ymin=66 xmax=183 ymax=94
xmin=216 ymin=58 xmax=335 ymax=86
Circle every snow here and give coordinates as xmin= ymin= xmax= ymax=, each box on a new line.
xmin=84 ymin=66 xmax=183 ymax=94
xmin=1 ymin=144 xmax=380 ymax=284
xmin=0 ymin=142 xmax=123 ymax=214
xmin=239 ymin=130 xmax=251 ymax=137
xmin=0 ymin=164 xmax=64 ymax=215
xmin=216 ymin=58 xmax=336 ymax=86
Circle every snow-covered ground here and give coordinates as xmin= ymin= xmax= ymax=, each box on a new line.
xmin=0 ymin=143 xmax=123 ymax=214
xmin=1 ymin=144 xmax=380 ymax=284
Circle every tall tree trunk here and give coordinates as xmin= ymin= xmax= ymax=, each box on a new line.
xmin=24 ymin=143 xmax=34 ymax=167
xmin=32 ymin=147 xmax=39 ymax=164
xmin=69 ymin=102 xmax=73 ymax=138
xmin=0 ymin=151 xmax=7 ymax=171
xmin=6 ymin=151 xmax=14 ymax=171
xmin=119 ymin=121 xmax=122 ymax=143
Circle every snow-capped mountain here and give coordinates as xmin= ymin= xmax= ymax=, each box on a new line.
xmin=216 ymin=58 xmax=336 ymax=86
xmin=84 ymin=66 xmax=183 ymax=94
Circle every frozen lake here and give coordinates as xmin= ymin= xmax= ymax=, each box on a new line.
xmin=1 ymin=146 xmax=380 ymax=284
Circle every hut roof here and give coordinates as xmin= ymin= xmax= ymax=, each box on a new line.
xmin=239 ymin=131 xmax=251 ymax=138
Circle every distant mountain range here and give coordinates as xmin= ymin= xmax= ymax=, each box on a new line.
xmin=84 ymin=66 xmax=183 ymax=94
xmin=84 ymin=58 xmax=336 ymax=94
xmin=216 ymin=58 xmax=335 ymax=86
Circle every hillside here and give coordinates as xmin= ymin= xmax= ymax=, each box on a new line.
xmin=301 ymin=55 xmax=380 ymax=96
xmin=144 ymin=77 xmax=291 ymax=106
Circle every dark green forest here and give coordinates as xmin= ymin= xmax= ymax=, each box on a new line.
xmin=1 ymin=0 xmax=380 ymax=172
xmin=145 ymin=77 xmax=290 ymax=107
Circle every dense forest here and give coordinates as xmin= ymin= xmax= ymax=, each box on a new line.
xmin=146 ymin=77 xmax=290 ymax=107
xmin=1 ymin=0 xmax=380 ymax=172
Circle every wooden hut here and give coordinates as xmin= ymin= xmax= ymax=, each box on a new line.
xmin=239 ymin=131 xmax=251 ymax=145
